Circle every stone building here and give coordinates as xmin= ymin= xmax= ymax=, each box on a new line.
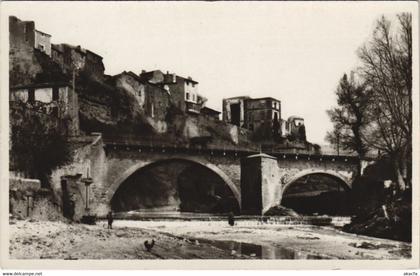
xmin=10 ymin=82 xmax=80 ymax=136
xmin=222 ymin=96 xmax=281 ymax=140
xmin=200 ymin=106 xmax=221 ymax=120
xmin=286 ymin=116 xmax=306 ymax=140
xmin=113 ymin=71 xmax=170 ymax=121
xmin=51 ymin=44 xmax=105 ymax=80
xmin=9 ymin=16 xmax=52 ymax=57
xmin=139 ymin=70 xmax=205 ymax=115
xmin=222 ymin=96 xmax=250 ymax=128
xmin=245 ymin=97 xmax=281 ymax=139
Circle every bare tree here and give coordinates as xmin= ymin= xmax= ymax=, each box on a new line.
xmin=358 ymin=13 xmax=412 ymax=191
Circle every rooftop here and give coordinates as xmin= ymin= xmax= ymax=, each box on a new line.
xmin=201 ymin=106 xmax=221 ymax=115
xmin=35 ymin=29 xmax=51 ymax=37
xmin=250 ymin=97 xmax=280 ymax=102
xmin=140 ymin=70 xmax=199 ymax=84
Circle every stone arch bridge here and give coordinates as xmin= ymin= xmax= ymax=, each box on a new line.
xmin=56 ymin=135 xmax=360 ymax=218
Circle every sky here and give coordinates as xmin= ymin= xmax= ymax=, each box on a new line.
xmin=2 ymin=1 xmax=416 ymax=144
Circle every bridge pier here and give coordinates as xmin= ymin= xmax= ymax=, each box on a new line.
xmin=240 ymin=153 xmax=282 ymax=215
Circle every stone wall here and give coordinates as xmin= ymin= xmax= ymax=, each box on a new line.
xmin=50 ymin=133 xmax=105 ymax=218
xmin=9 ymin=177 xmax=62 ymax=220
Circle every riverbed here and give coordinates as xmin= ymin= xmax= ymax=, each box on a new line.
xmin=9 ymin=219 xmax=411 ymax=259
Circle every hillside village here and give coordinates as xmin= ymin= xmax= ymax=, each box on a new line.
xmin=9 ymin=15 xmax=313 ymax=152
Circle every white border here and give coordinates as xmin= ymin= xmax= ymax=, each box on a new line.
xmin=0 ymin=1 xmax=419 ymax=270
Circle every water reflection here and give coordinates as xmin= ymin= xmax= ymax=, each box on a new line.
xmin=199 ymin=239 xmax=329 ymax=259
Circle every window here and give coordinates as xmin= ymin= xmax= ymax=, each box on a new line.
xmin=52 ymin=87 xmax=59 ymax=101
xmin=24 ymin=25 xmax=29 ymax=42
xmin=52 ymin=106 xmax=59 ymax=117
xmin=39 ymin=44 xmax=45 ymax=52
xmin=186 ymin=92 xmax=190 ymax=100
xmin=28 ymin=88 xmax=35 ymax=103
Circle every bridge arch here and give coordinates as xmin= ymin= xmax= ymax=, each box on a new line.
xmin=281 ymin=169 xmax=352 ymax=197
xmin=106 ymin=156 xmax=241 ymax=209
xmin=279 ymin=169 xmax=352 ymax=215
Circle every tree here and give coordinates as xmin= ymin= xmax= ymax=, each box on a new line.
xmin=325 ymin=127 xmax=342 ymax=155
xmin=326 ymin=73 xmax=371 ymax=159
xmin=358 ymin=13 xmax=412 ymax=191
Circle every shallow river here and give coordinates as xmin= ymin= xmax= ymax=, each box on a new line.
xmin=111 ymin=219 xmax=411 ymax=260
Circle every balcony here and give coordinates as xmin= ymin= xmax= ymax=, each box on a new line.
xmin=185 ymin=101 xmax=201 ymax=114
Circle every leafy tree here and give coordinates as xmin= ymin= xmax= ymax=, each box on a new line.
xmin=326 ymin=73 xmax=371 ymax=158
xmin=358 ymin=13 xmax=412 ymax=191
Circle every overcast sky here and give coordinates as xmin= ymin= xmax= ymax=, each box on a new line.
xmin=3 ymin=2 xmax=416 ymax=144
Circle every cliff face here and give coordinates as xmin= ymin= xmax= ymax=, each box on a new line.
xmin=76 ymin=73 xmax=154 ymax=135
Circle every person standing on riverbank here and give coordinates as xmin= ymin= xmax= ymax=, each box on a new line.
xmin=107 ymin=211 xmax=114 ymax=229
xmin=228 ymin=212 xmax=235 ymax=226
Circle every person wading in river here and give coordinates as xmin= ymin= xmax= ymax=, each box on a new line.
xmin=107 ymin=211 xmax=114 ymax=229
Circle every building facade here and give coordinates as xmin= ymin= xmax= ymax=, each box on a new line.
xmin=10 ymin=82 xmax=80 ymax=136
xmin=222 ymin=96 xmax=282 ymax=140
xmin=222 ymin=96 xmax=250 ymax=128
xmin=113 ymin=71 xmax=170 ymax=121
xmin=9 ymin=16 xmax=52 ymax=57
xmin=139 ymin=70 xmax=205 ymax=115
xmin=51 ymin=44 xmax=105 ymax=80
xmin=245 ymin=97 xmax=281 ymax=138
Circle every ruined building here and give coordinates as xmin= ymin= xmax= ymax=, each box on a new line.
xmin=9 ymin=82 xmax=80 ymax=136
xmin=223 ymin=96 xmax=306 ymax=142
xmin=283 ymin=116 xmax=306 ymax=141
xmin=223 ymin=96 xmax=283 ymax=141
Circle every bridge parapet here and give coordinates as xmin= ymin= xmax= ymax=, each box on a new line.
xmin=103 ymin=137 xmax=360 ymax=163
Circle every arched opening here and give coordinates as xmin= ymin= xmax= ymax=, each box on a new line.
xmin=110 ymin=159 xmax=240 ymax=216
xmin=281 ymin=173 xmax=351 ymax=216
